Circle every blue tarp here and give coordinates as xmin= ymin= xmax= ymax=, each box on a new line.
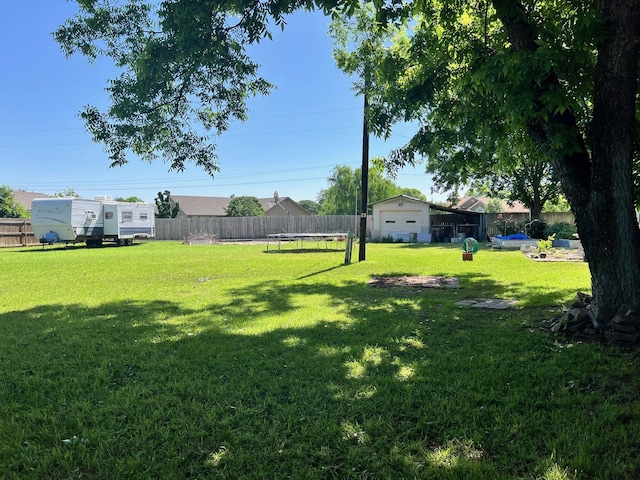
xmin=495 ymin=233 xmax=530 ymax=240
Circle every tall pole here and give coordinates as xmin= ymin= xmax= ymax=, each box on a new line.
xmin=359 ymin=93 xmax=369 ymax=261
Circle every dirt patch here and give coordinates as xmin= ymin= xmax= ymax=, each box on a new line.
xmin=368 ymin=276 xmax=459 ymax=289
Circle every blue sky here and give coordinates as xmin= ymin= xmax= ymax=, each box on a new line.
xmin=2 ymin=2 xmax=440 ymax=204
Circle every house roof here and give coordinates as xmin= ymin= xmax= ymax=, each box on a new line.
xmin=369 ymin=194 xmax=431 ymax=207
xmin=454 ymin=196 xmax=529 ymax=213
xmin=13 ymin=191 xmax=49 ymax=210
xmin=170 ymin=195 xmax=230 ymax=216
xmin=370 ymin=194 xmax=484 ymax=216
xmin=170 ymin=195 xmax=309 ymax=216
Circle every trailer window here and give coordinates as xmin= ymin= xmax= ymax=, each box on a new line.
xmin=122 ymin=211 xmax=133 ymax=222
xmin=105 ymin=212 xmax=114 ymax=220
xmin=139 ymin=212 xmax=148 ymax=221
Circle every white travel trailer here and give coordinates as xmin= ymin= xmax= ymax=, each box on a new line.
xmin=31 ymin=197 xmax=155 ymax=247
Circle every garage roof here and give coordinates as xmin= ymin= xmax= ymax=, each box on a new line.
xmin=369 ymin=194 xmax=483 ymax=216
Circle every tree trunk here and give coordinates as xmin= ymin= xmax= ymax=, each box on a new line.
xmin=571 ymin=0 xmax=640 ymax=313
xmin=495 ymin=0 xmax=640 ymax=313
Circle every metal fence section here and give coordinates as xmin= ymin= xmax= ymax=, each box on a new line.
xmin=154 ymin=215 xmax=367 ymax=241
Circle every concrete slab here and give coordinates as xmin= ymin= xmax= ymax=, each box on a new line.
xmin=455 ymin=298 xmax=518 ymax=309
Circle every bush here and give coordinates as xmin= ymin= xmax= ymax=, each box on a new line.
xmin=544 ymin=222 xmax=578 ymax=239
xmin=494 ymin=214 xmax=524 ymax=236
xmin=526 ymin=219 xmax=548 ymax=239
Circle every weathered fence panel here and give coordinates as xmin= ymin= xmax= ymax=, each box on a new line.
xmin=0 ymin=219 xmax=37 ymax=247
xmin=1 ymin=212 xmax=575 ymax=246
xmin=155 ymin=215 xmax=365 ymax=241
xmin=485 ymin=212 xmax=575 ymax=238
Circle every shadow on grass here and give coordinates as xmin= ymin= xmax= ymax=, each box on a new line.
xmin=1 ymin=278 xmax=635 ymax=479
xmin=17 ymin=242 xmax=146 ymax=253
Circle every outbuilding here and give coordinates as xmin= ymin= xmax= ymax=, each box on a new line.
xmin=370 ymin=194 xmax=486 ymax=243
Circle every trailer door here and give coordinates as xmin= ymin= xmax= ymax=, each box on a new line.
xmin=103 ymin=204 xmax=119 ymax=236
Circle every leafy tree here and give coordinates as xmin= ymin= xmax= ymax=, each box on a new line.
xmin=225 ymin=196 xmax=265 ymax=217
xmin=298 ymin=200 xmax=321 ymax=215
xmin=115 ymin=196 xmax=145 ymax=203
xmin=543 ymin=195 xmax=572 ymax=213
xmin=55 ymin=1 xmax=640 ymax=312
xmin=53 ymin=188 xmax=80 ymax=198
xmin=400 ymin=188 xmax=427 ymax=201
xmin=330 ymin=1 xmax=640 ymax=312
xmin=331 ymin=7 xmax=562 ymax=219
xmin=155 ymin=190 xmax=179 ymax=218
xmin=0 ymin=186 xmax=28 ymax=218
xmin=318 ymin=164 xmax=402 ymax=215
xmin=485 ymin=198 xmax=504 ymax=214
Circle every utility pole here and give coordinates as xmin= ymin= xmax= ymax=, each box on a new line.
xmin=359 ymin=92 xmax=369 ymax=261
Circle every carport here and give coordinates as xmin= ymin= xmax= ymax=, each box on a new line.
xmin=370 ymin=195 xmax=486 ymax=243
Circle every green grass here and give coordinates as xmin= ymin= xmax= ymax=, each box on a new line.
xmin=1 ymin=242 xmax=638 ymax=479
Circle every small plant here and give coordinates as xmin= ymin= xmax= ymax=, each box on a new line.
xmin=537 ymin=233 xmax=556 ymax=251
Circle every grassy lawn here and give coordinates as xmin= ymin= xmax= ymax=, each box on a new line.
xmin=1 ymin=241 xmax=638 ymax=479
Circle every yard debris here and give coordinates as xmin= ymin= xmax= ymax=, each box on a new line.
xmin=546 ymin=292 xmax=640 ymax=345
xmin=368 ymin=276 xmax=459 ymax=289
xmin=183 ymin=232 xmax=220 ymax=245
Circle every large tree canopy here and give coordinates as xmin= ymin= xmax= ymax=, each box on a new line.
xmin=57 ymin=0 xmax=640 ymax=314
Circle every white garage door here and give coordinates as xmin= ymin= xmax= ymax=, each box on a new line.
xmin=380 ymin=210 xmax=422 ymax=235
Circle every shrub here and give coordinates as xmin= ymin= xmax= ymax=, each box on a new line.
xmin=544 ymin=222 xmax=578 ymax=239
xmin=526 ymin=219 xmax=548 ymax=239
xmin=494 ymin=214 xmax=524 ymax=236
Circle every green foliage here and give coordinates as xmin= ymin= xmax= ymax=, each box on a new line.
xmin=319 ymin=164 xmax=408 ymax=215
xmin=494 ymin=214 xmax=523 ymax=236
xmin=526 ymin=219 xmax=548 ymax=240
xmin=298 ymin=199 xmax=321 ymax=215
xmin=485 ymin=198 xmax=504 ymax=213
xmin=225 ymin=196 xmax=265 ymax=217
xmin=318 ymin=162 xmax=427 ymax=215
xmin=155 ymin=190 xmax=179 ymax=218
xmin=400 ymin=188 xmax=427 ymax=201
xmin=330 ymin=5 xmax=565 ymax=217
xmin=114 ymin=196 xmax=144 ymax=203
xmin=53 ymin=188 xmax=80 ymax=198
xmin=545 ymin=222 xmax=578 ymax=240
xmin=0 ymin=186 xmax=28 ymax=218
xmin=543 ymin=195 xmax=572 ymax=213
xmin=537 ymin=234 xmax=555 ymax=251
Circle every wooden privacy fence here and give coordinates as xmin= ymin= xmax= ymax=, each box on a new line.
xmin=155 ymin=215 xmax=368 ymax=241
xmin=485 ymin=212 xmax=575 ymax=238
xmin=0 ymin=213 xmax=575 ymax=246
xmin=0 ymin=219 xmax=37 ymax=247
